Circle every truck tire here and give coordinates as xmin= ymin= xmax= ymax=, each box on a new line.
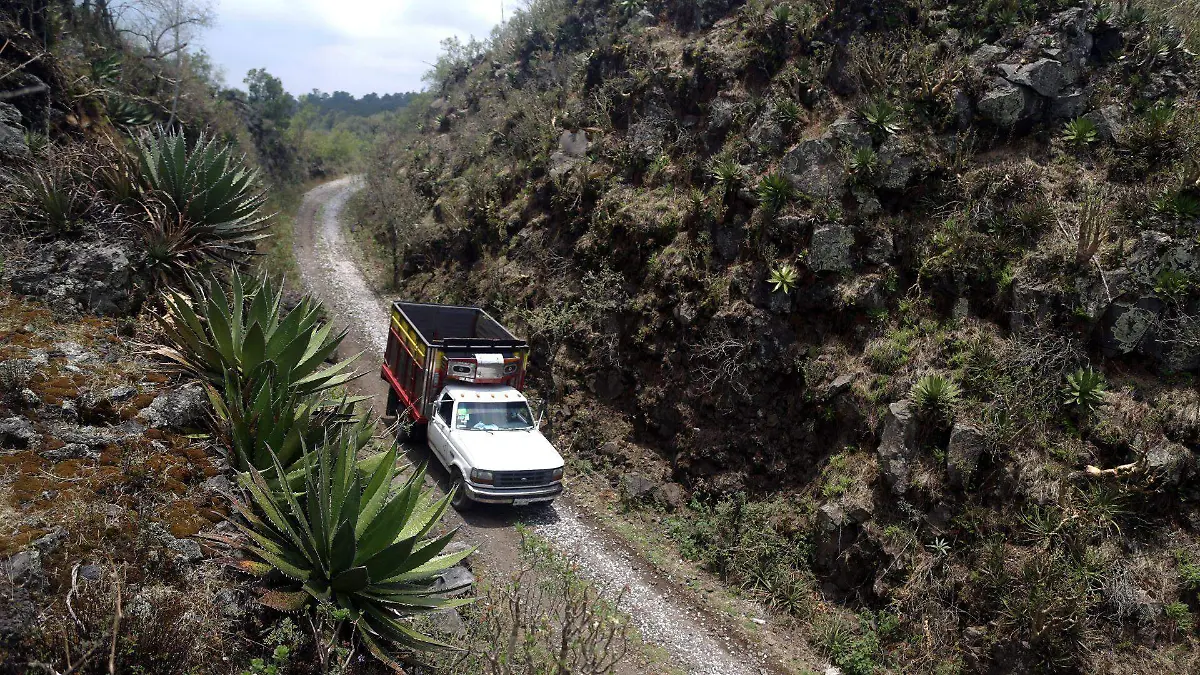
xmin=450 ymin=470 xmax=474 ymax=512
xmin=385 ymin=389 xmax=399 ymax=417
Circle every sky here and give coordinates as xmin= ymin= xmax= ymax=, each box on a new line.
xmin=199 ymin=0 xmax=505 ymax=97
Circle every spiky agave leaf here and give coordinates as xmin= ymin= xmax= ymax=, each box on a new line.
xmin=156 ymin=268 xmax=362 ymax=397
xmin=231 ymin=434 xmax=475 ymax=665
xmin=136 ymin=128 xmax=273 ymax=262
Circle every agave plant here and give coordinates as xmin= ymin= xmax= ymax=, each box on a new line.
xmin=139 ymin=202 xmax=195 ymax=287
xmin=1062 ymin=117 xmax=1099 ymax=148
xmin=769 ymin=3 xmax=795 ymax=30
xmin=1063 ymin=367 xmax=1107 ymax=411
xmin=11 ymin=165 xmax=92 ymax=235
xmin=215 ymin=436 xmax=474 ymax=665
xmin=848 ymin=147 xmax=879 ymax=181
xmin=911 ymin=373 xmax=961 ymax=420
xmin=136 ymin=129 xmax=271 ymax=262
xmin=710 ymin=159 xmax=744 ymax=201
xmin=157 ymin=269 xmax=361 ymax=396
xmin=210 ymin=366 xmax=368 ymax=473
xmin=859 ymin=98 xmax=902 ymax=140
xmin=105 ymin=95 xmax=154 ymax=129
xmin=93 ymin=150 xmax=144 ymax=207
xmin=756 ymin=172 xmax=794 ymax=212
xmin=768 ymin=263 xmax=799 ymax=294
xmin=773 ymin=98 xmax=802 ymax=128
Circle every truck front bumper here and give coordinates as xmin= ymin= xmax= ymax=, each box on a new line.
xmin=464 ymin=481 xmax=563 ymax=505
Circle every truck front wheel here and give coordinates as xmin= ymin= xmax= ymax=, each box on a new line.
xmin=385 ymin=389 xmax=399 ymax=417
xmin=450 ymin=470 xmax=474 ymax=512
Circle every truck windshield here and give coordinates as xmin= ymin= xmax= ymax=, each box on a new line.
xmin=455 ymin=401 xmax=534 ymax=431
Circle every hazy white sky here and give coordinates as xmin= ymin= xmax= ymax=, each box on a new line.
xmin=200 ymin=0 xmax=505 ymax=96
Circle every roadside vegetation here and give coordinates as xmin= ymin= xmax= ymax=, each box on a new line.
xmin=0 ymin=3 xmax=650 ymax=673
xmin=350 ymin=0 xmax=1200 ymax=672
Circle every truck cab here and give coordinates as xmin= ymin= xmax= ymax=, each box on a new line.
xmin=381 ymin=301 xmax=564 ymax=509
xmin=427 ymin=383 xmax=563 ymax=508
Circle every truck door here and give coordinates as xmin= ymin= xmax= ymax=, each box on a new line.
xmin=427 ymin=393 xmax=455 ymax=467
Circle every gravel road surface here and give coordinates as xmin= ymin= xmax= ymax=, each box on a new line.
xmin=293 ymin=176 xmax=772 ymax=675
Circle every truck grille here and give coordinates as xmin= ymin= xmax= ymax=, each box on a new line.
xmin=492 ymin=470 xmax=555 ymax=489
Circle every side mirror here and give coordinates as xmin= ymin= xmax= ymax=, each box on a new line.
xmin=532 ymin=399 xmax=548 ymax=429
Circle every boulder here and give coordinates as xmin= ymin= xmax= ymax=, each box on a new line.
xmin=809 ymin=225 xmax=853 ymax=273
xmin=168 ymin=537 xmax=203 ymax=563
xmin=977 ymin=78 xmax=1037 ymax=127
xmin=749 ymin=110 xmax=786 ymax=153
xmin=432 ymin=566 xmax=476 ymax=597
xmin=11 ymin=240 xmax=141 ymax=316
xmin=952 ymin=88 xmax=974 ymax=128
xmin=32 ymin=526 xmax=67 ymax=555
xmin=830 ymin=113 xmax=871 ymax=151
xmin=0 ymin=102 xmax=27 ymax=160
xmin=876 ymin=401 xmax=917 ymax=494
xmin=782 ymin=138 xmax=846 ymax=199
xmin=946 ymin=423 xmax=986 ymax=488
xmin=0 ymin=416 xmax=38 ymax=449
xmin=1008 ymin=58 xmax=1069 ymax=97
xmin=137 ymin=382 xmax=209 ymax=429
xmin=586 ymin=369 xmax=624 ymax=401
xmin=969 ymin=44 xmax=1007 ymax=68
xmin=550 ymin=130 xmax=590 ymax=177
xmin=2 ymin=549 xmax=43 ymax=586
xmin=620 ymin=473 xmax=656 ymax=502
xmin=104 ymin=385 xmax=137 ymax=401
xmin=1050 ymin=89 xmax=1088 ymax=119
xmin=877 ymin=136 xmax=919 ymax=191
xmin=1095 ymin=296 xmax=1162 ymax=357
xmin=40 ymin=443 xmax=94 ymax=461
xmin=1145 ymin=441 xmax=1194 ymax=487
xmin=865 ymin=231 xmax=894 ymax=265
xmin=653 ymin=482 xmax=688 ymax=511
xmin=1084 ymin=105 xmax=1124 ymax=142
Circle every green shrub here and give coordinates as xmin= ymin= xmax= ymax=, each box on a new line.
xmin=210 ymin=369 xmax=368 ymax=473
xmin=1164 ymin=601 xmax=1194 ymax=635
xmin=1063 ymin=367 xmax=1106 ymax=411
xmin=817 ymin=612 xmax=898 ymax=675
xmin=219 ymin=439 xmax=472 ymax=667
xmin=670 ymin=495 xmax=813 ymax=616
xmin=1154 ymin=268 xmax=1193 ymax=301
xmin=910 ymin=373 xmax=961 ymax=420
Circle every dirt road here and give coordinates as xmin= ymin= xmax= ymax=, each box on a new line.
xmin=292 ymin=176 xmax=775 ymax=675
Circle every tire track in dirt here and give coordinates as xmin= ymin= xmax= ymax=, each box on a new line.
xmin=293 ymin=176 xmax=773 ymax=675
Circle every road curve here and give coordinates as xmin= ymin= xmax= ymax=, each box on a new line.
xmin=292 ymin=176 xmax=770 ymax=675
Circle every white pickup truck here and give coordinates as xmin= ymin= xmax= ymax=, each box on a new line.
xmin=381 ymin=302 xmax=564 ymax=510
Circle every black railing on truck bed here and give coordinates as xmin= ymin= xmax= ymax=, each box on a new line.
xmin=393 ymin=302 xmax=528 ymax=349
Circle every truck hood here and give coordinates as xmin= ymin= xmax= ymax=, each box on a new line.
xmin=455 ymin=428 xmax=564 ymax=473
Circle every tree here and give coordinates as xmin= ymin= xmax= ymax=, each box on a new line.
xmin=244 ymin=68 xmax=296 ymax=128
xmin=112 ymin=0 xmax=215 ymax=126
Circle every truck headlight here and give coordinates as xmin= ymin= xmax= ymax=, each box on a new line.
xmin=470 ymin=469 xmax=493 ymax=484
xmin=551 ymin=467 xmax=564 ymax=481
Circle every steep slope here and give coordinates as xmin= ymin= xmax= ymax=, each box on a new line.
xmin=355 ymin=0 xmax=1200 ymax=672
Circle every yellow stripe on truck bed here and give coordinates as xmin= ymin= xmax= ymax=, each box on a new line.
xmin=391 ymin=309 xmax=427 ymax=362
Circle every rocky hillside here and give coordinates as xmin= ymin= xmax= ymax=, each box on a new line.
xmin=356 ymin=0 xmax=1200 ymax=671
